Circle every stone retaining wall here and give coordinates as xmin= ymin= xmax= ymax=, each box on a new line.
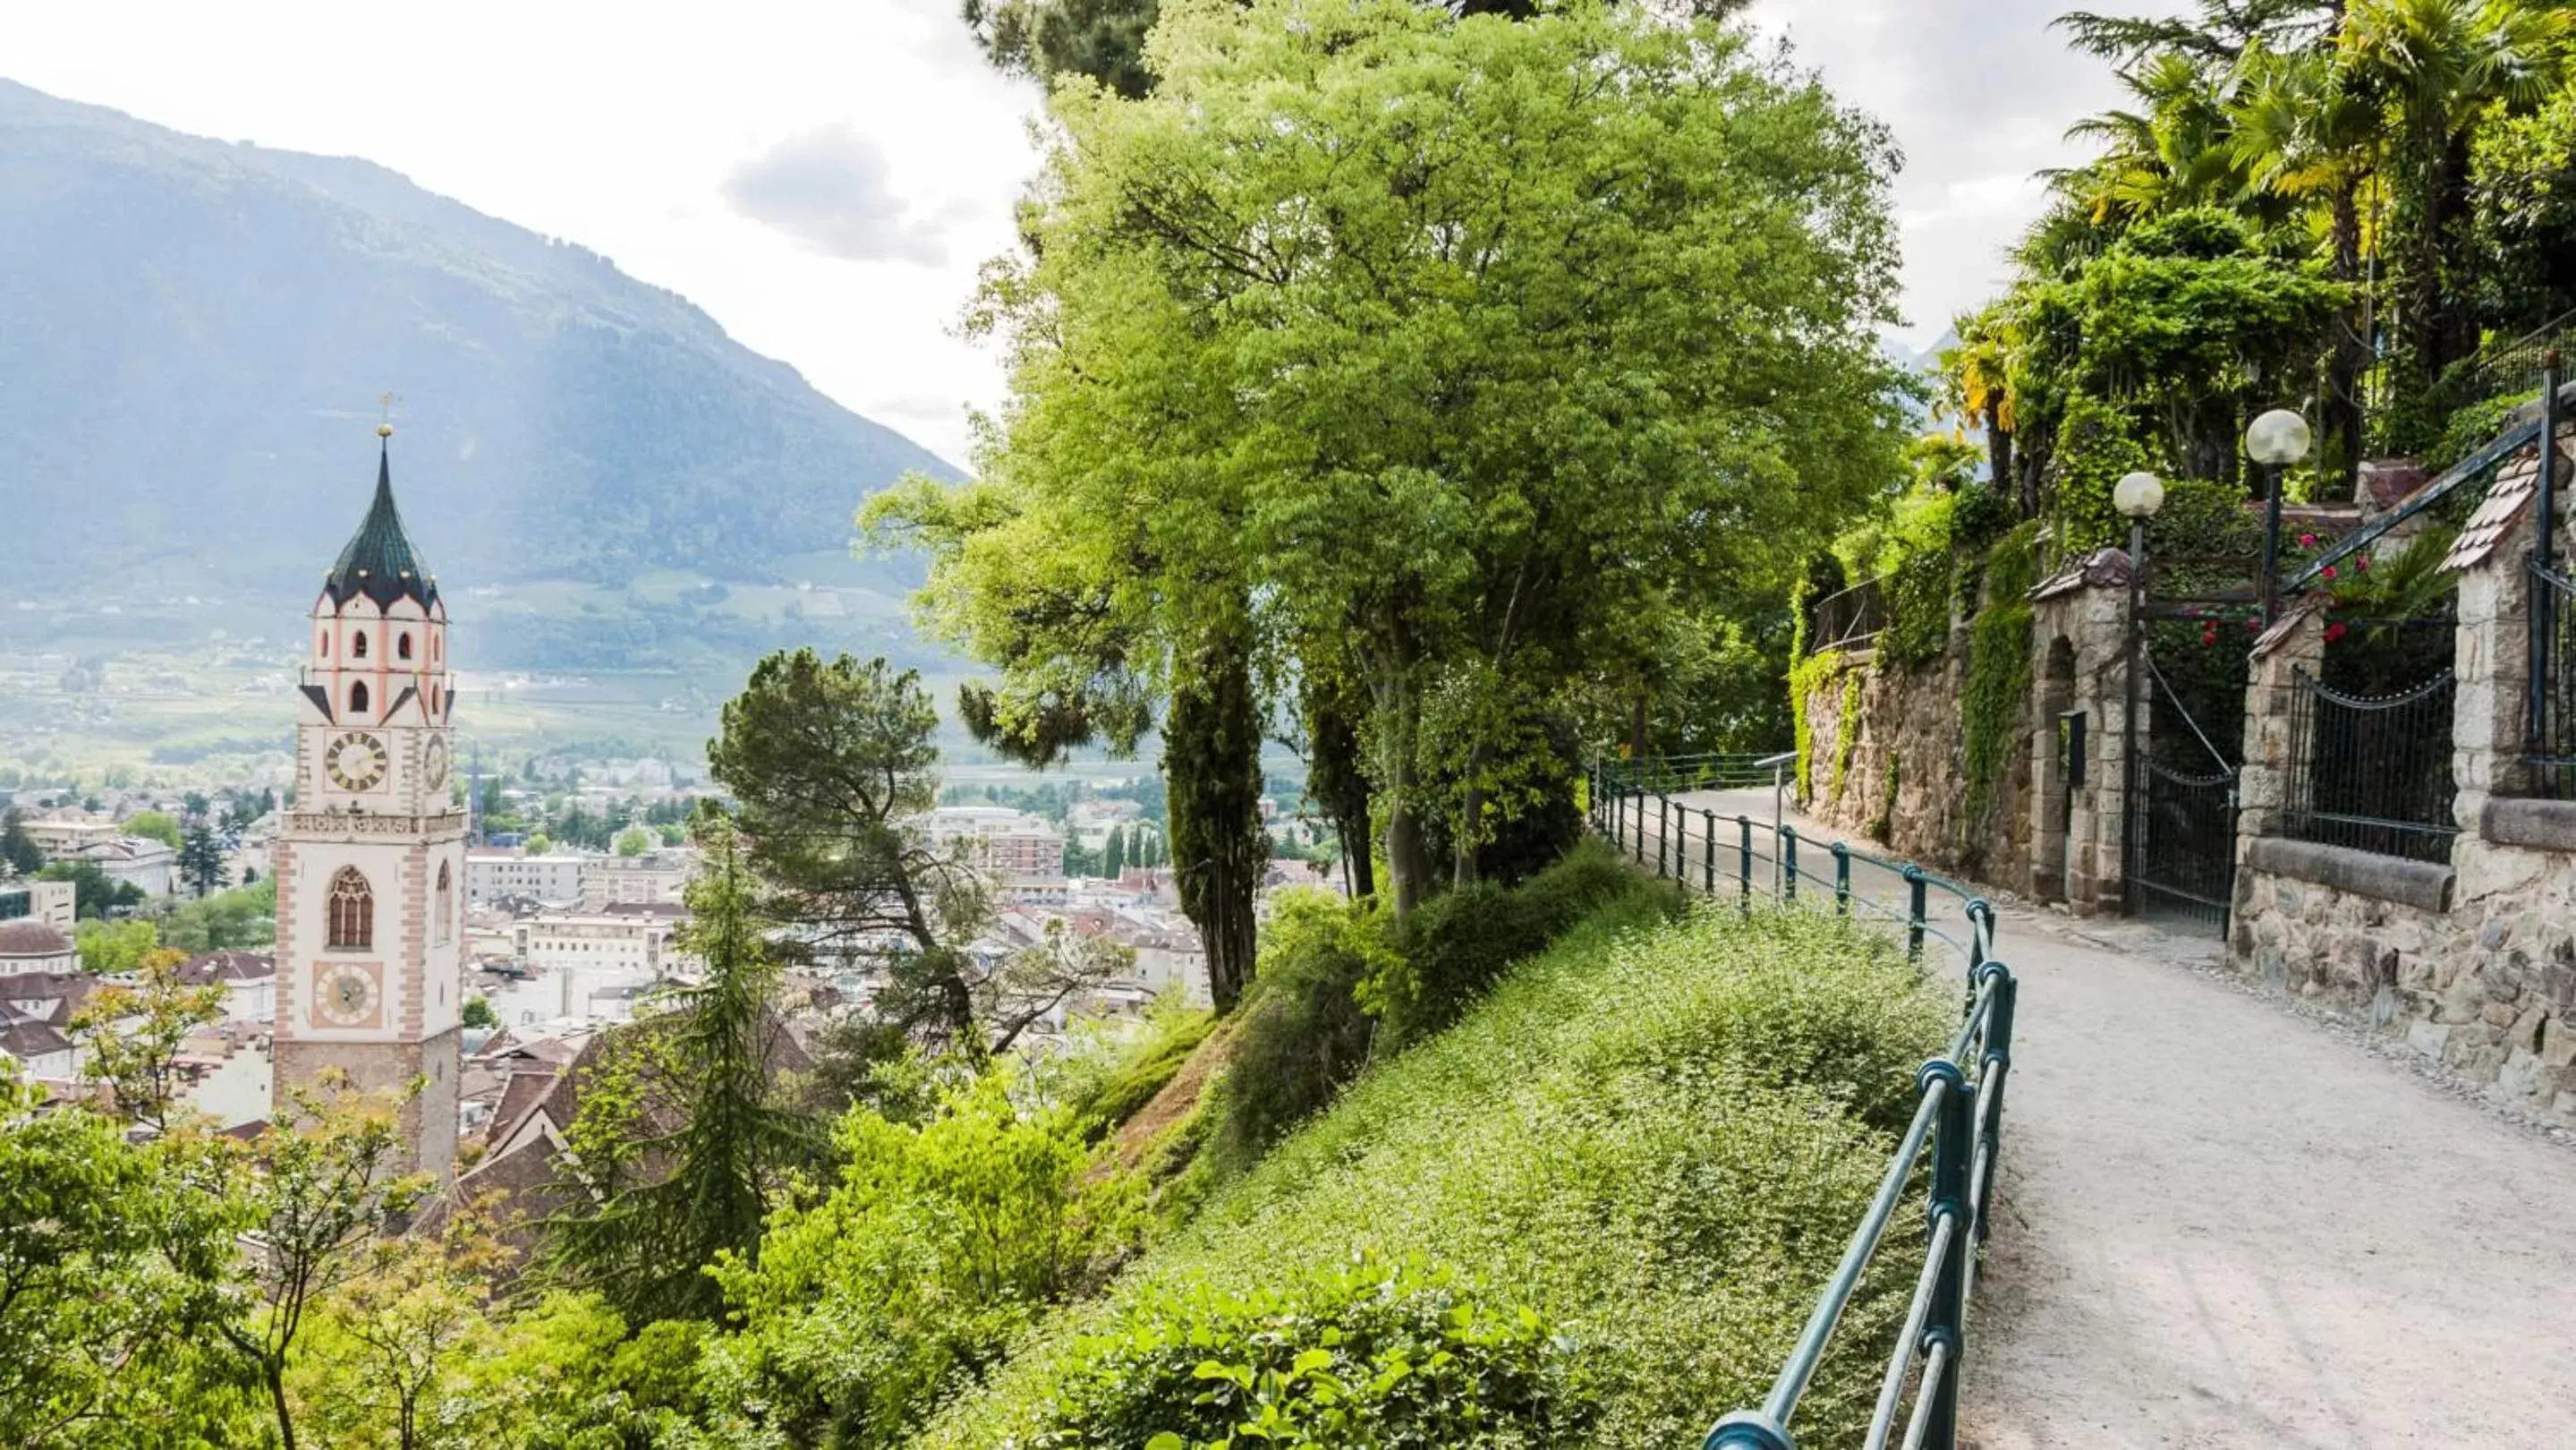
xmin=2226 ymin=443 xmax=2576 ymax=1124
xmin=1799 ymin=648 xmax=2036 ymax=887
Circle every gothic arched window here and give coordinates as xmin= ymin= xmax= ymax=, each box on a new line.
xmin=319 ymin=633 xmax=330 ymax=657
xmin=398 ymin=633 xmax=413 ymax=661
xmin=350 ymin=680 xmax=370 ymax=715
xmin=353 ymin=632 xmax=370 ymax=659
xmin=327 ymin=866 xmax=374 ymax=951
xmin=434 ymin=861 xmax=453 ymax=947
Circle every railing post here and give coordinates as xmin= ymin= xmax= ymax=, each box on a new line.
xmin=1974 ymin=964 xmax=2017 ymax=1243
xmin=1634 ymin=792 xmax=1646 ymax=866
xmin=1919 ymin=1060 xmax=1975 ymax=1450
xmin=1705 ymin=809 xmax=1718 ymax=896
xmin=2534 ymin=353 xmax=2561 ymax=762
xmin=1904 ymin=866 xmax=1928 ymax=962
xmin=1659 ymin=798 xmax=1674 ymax=878
xmin=1831 ymin=841 xmax=1851 ymax=915
xmin=1781 ymin=827 xmax=1799 ymax=903
xmin=1703 ymin=1412 xmax=1796 ymax=1450
xmin=1738 ymin=815 xmax=1754 ymax=912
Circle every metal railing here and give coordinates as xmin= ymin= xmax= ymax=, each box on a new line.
xmin=2284 ymin=665 xmax=2460 ymax=864
xmin=1808 ymin=576 xmax=1889 ymax=656
xmin=1587 ymin=764 xmax=2015 ymax=1450
xmin=2530 ymin=558 xmax=2576 ymax=798
xmin=1603 ymin=751 xmax=1799 ymax=798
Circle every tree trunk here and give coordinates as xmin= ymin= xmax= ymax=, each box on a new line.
xmin=1985 ymin=398 xmax=2023 ymax=516
xmin=1376 ymin=670 xmax=1435 ymax=917
xmin=1167 ymin=623 xmax=1263 ymax=1011
xmin=2432 ymin=127 xmax=2479 ymax=382
xmin=1304 ymin=678 xmax=1375 ymax=900
xmin=2326 ymin=178 xmax=2368 ymax=496
xmin=267 ymin=1366 xmax=298 ymax=1450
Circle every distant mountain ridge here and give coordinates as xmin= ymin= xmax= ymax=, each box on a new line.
xmin=0 ymin=78 xmax=953 ymax=598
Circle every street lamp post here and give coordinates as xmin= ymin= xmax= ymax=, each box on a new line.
xmin=2248 ymin=408 xmax=2316 ymax=625
xmin=2116 ymin=469 xmax=2165 ymax=915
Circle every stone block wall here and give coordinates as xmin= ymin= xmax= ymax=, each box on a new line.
xmin=1799 ymin=647 xmax=2034 ymax=888
xmin=1791 ymin=548 xmax=2134 ymax=912
xmin=2226 ymin=486 xmax=2576 ymax=1124
xmin=2232 ymin=840 xmax=2576 ymax=1121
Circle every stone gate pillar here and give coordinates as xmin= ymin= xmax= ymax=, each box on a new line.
xmin=2028 ymin=549 xmax=2138 ymax=916
xmin=2236 ymin=602 xmax=2325 ymax=847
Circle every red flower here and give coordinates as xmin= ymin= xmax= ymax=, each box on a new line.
xmin=2323 ymin=564 xmax=2338 ymax=580
xmin=2358 ymin=555 xmax=2372 ymax=573
xmin=2245 ymin=617 xmax=2261 ymax=633
xmin=2201 ymin=628 xmax=2220 ymax=646
xmin=2325 ymin=622 xmax=2349 ymax=644
xmin=2300 ymin=533 xmax=2318 ymax=548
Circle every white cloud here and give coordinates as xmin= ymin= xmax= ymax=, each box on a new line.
xmin=722 ymin=125 xmax=957 ymax=265
xmin=1742 ymin=0 xmax=2186 ymax=342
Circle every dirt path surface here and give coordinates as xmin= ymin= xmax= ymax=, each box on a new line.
xmin=1658 ymin=789 xmax=2576 ymax=1448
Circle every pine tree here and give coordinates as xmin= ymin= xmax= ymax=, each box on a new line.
xmin=544 ymin=816 xmax=821 ymax=1322
xmin=177 ymin=823 xmax=230 ymax=899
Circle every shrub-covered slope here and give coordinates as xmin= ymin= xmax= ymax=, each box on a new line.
xmin=923 ymin=900 xmax=1953 ymax=1449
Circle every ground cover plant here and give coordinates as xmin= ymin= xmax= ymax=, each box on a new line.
xmin=918 ymin=900 xmax=1955 ymax=1449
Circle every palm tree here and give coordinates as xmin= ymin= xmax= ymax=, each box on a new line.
xmin=2054 ymin=51 xmax=2257 ymax=228
xmin=2232 ymin=38 xmax=2384 ymax=488
xmin=2342 ymin=0 xmax=2573 ymax=387
xmin=2057 ymin=1 xmax=2341 ymax=69
xmin=1943 ymin=305 xmax=2030 ymax=514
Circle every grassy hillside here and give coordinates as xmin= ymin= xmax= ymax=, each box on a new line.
xmin=923 ymin=891 xmax=1954 ymax=1448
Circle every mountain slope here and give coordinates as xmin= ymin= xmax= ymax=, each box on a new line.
xmin=0 ymin=77 xmax=952 ymax=598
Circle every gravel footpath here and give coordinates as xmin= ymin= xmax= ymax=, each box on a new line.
xmin=1656 ymin=791 xmax=2576 ymax=1447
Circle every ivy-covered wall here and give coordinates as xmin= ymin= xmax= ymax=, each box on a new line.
xmin=1793 ymin=535 xmax=2040 ymax=887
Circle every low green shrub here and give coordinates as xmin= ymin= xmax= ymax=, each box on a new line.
xmin=1027 ymin=1255 xmax=1583 ymax=1449
xmin=1365 ymin=839 xmax=1671 ymax=1053
xmin=923 ymin=903 xmax=1954 ymax=1450
xmin=1207 ymin=891 xmax=1390 ymax=1169
xmin=697 ymin=1075 xmax=1143 ymax=1448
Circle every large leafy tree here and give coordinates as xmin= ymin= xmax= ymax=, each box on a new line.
xmin=951 ymin=0 xmax=1902 ymax=910
xmin=0 ymin=1069 xmax=245 ymax=1446
xmin=219 ymin=1074 xmax=433 ymax=1450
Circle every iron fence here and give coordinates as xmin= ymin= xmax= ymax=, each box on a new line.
xmin=1808 ymin=576 xmax=1888 ymax=656
xmin=2530 ymin=558 xmax=2576 ymax=798
xmin=1587 ymin=764 xmax=2015 ymax=1450
xmin=2284 ymin=665 xmax=2460 ymax=863
xmin=1603 ymin=751 xmax=1796 ymax=798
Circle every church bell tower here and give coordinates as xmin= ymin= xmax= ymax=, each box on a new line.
xmin=272 ymin=424 xmax=466 ymax=1179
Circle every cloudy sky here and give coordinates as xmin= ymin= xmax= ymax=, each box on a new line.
xmin=0 ymin=0 xmax=2172 ymax=465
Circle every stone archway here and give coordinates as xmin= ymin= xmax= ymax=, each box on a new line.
xmin=2033 ymin=635 xmax=2079 ymax=904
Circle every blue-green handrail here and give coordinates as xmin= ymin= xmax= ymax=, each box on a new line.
xmin=1602 ymin=750 xmax=1798 ymax=797
xmin=1586 ymin=761 xmax=2016 ymax=1450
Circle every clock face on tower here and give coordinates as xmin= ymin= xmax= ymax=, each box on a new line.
xmin=422 ymin=736 xmax=450 ymax=792
xmin=311 ymin=962 xmax=384 ymax=1028
xmin=327 ymin=732 xmax=389 ymax=792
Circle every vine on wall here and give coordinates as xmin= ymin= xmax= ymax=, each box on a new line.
xmin=1788 ymin=648 xmax=1847 ymax=800
xmin=1831 ymin=670 xmax=1863 ymax=801
xmin=1960 ymin=522 xmax=2042 ymax=837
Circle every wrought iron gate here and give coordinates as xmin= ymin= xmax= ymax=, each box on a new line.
xmin=2127 ymin=649 xmax=2241 ymax=937
xmin=2130 ymin=761 xmax=2238 ymax=934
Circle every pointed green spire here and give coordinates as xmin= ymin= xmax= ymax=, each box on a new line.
xmin=323 ymin=435 xmax=438 ymax=610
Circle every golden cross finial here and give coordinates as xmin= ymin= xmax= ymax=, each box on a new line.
xmin=377 ymin=391 xmax=399 ymax=439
